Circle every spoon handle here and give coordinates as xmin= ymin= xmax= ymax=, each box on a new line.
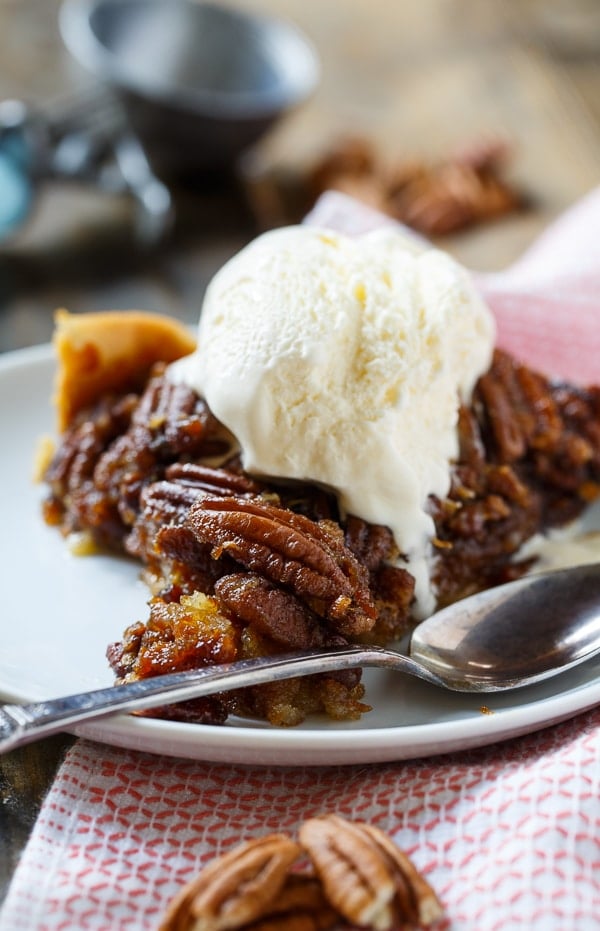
xmin=0 ymin=646 xmax=444 ymax=753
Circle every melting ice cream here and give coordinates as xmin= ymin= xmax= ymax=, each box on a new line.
xmin=169 ymin=226 xmax=496 ymax=614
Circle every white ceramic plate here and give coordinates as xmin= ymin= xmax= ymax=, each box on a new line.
xmin=2 ymin=345 xmax=600 ymax=765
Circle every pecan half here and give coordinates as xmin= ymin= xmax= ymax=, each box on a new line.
xmin=92 ymin=371 xmax=220 ymax=527
xmin=359 ymin=823 xmax=444 ymax=928
xmin=298 ymin=815 xmax=443 ymax=930
xmin=243 ymin=874 xmax=338 ymax=931
xmin=185 ymin=497 xmax=376 ymax=635
xmin=214 ymin=573 xmax=326 ymax=649
xmin=159 ymin=834 xmax=301 ymax=931
xmin=165 ymin=462 xmax=265 ymax=496
xmin=305 ymin=135 xmax=520 ymax=237
xmin=126 ymin=464 xmax=265 ymax=581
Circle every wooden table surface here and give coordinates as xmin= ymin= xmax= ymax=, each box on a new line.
xmin=1 ymin=0 xmax=599 ymax=908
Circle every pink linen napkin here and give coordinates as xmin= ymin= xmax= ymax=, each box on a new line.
xmin=2 ymin=709 xmax=600 ymax=931
xmin=2 ymin=188 xmax=600 ymax=931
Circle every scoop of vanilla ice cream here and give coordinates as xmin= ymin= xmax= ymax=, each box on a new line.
xmin=169 ymin=225 xmax=495 ymax=615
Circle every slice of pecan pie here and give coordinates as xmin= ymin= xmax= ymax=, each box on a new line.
xmin=42 ymin=308 xmax=600 ymax=726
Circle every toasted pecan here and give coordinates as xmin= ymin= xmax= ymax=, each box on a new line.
xmin=185 ymin=497 xmax=376 ymax=636
xmin=214 ymin=573 xmax=326 ymax=649
xmin=159 ymin=835 xmax=301 ymax=931
xmin=160 ymin=819 xmax=445 ymax=931
xmin=243 ymin=874 xmax=338 ymax=931
xmin=299 ymin=814 xmax=443 ymax=930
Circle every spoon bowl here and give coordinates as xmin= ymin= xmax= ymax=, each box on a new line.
xmin=1 ymin=563 xmax=599 ymax=753
xmin=410 ymin=561 xmax=600 ymax=689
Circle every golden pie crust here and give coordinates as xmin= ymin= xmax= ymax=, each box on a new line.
xmin=52 ymin=308 xmax=196 ymax=430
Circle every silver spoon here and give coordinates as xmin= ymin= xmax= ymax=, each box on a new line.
xmin=2 ymin=562 xmax=600 ymax=754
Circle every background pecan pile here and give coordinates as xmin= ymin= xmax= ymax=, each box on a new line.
xmin=307 ymin=135 xmax=522 ymax=236
xmin=245 ymin=135 xmax=522 ymax=237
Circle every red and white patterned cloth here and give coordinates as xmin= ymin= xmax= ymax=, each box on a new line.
xmin=3 ymin=710 xmax=600 ymax=931
xmin=2 ymin=189 xmax=600 ymax=931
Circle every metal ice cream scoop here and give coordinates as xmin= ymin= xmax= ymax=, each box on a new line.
xmin=1 ymin=563 xmax=600 ymax=753
xmin=0 ymin=0 xmax=320 ymax=243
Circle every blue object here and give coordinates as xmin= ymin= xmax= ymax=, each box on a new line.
xmin=0 ymin=127 xmax=33 ymax=241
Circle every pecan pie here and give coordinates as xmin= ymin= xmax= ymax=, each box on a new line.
xmin=42 ymin=308 xmax=600 ymax=726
